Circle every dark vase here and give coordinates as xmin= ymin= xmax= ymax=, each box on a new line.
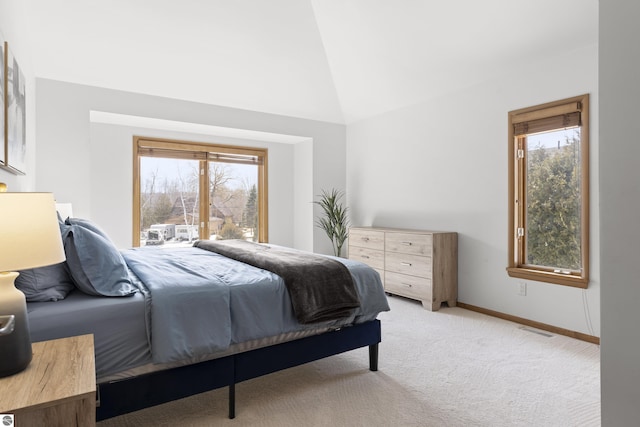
xmin=0 ymin=272 xmax=33 ymax=377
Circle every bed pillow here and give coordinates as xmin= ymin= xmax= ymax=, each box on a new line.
xmin=15 ymin=262 xmax=75 ymax=302
xmin=63 ymin=224 xmax=137 ymax=297
xmin=65 ymin=217 xmax=112 ymax=241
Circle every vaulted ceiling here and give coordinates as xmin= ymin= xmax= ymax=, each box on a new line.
xmin=21 ymin=0 xmax=598 ymax=124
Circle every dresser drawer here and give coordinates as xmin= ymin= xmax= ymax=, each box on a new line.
xmin=349 ymin=228 xmax=385 ymax=251
xmin=349 ymin=226 xmax=456 ymax=311
xmin=385 ymin=252 xmax=432 ymax=278
xmin=385 ymin=271 xmax=432 ymax=301
xmin=348 ymin=246 xmax=385 ymax=270
xmin=385 ymin=232 xmax=432 ymax=256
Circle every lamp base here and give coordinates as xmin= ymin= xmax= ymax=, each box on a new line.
xmin=0 ymin=272 xmax=33 ymax=377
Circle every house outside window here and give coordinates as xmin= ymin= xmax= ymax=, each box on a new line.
xmin=507 ymin=94 xmax=590 ymax=288
xmin=132 ymin=136 xmax=268 ymax=247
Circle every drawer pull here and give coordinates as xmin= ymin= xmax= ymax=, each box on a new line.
xmin=402 ymin=241 xmax=413 ymax=246
xmin=402 ymin=283 xmax=413 ymax=288
xmin=400 ymin=262 xmax=412 ymax=266
xmin=362 ymin=255 xmax=370 ymax=259
xmin=361 ymin=237 xmax=370 ymax=242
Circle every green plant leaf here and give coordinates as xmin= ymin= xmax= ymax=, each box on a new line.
xmin=313 ymin=188 xmax=350 ymax=257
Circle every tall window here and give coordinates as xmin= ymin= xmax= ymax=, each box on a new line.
xmin=507 ymin=94 xmax=589 ymax=287
xmin=133 ymin=136 xmax=268 ymax=247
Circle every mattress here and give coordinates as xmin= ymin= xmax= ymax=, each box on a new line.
xmin=27 ymin=289 xmax=151 ymax=380
xmin=26 ymin=246 xmax=389 ymax=383
xmin=28 ymin=290 xmax=344 ymax=384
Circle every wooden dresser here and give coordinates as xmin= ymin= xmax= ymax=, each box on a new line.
xmin=349 ymin=227 xmax=458 ymax=311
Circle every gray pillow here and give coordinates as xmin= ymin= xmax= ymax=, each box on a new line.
xmin=15 ymin=263 xmax=75 ymax=302
xmin=63 ymin=224 xmax=137 ymax=297
xmin=65 ymin=217 xmax=112 ymax=241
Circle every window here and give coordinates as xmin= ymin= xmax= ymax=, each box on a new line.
xmin=132 ymin=136 xmax=268 ymax=247
xmin=507 ymin=94 xmax=589 ymax=287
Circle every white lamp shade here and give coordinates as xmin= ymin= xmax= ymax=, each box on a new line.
xmin=0 ymin=193 xmax=66 ymax=272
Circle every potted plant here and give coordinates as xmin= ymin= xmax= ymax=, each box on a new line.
xmin=314 ymin=189 xmax=350 ymax=257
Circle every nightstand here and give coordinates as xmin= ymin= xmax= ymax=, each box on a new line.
xmin=0 ymin=334 xmax=96 ymax=426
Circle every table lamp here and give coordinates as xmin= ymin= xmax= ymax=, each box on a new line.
xmin=0 ymin=184 xmax=66 ymax=377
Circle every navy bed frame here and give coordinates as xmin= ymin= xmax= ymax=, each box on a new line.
xmin=96 ymin=319 xmax=381 ymax=421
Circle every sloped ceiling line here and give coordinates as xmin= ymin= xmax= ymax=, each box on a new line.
xmin=23 ymin=0 xmax=597 ymax=125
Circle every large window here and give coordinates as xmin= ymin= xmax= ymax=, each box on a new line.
xmin=507 ymin=94 xmax=589 ymax=287
xmin=133 ymin=136 xmax=268 ymax=247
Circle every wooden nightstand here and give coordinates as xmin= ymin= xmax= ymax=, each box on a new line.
xmin=0 ymin=334 xmax=96 ymax=427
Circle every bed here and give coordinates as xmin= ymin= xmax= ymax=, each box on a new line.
xmin=23 ymin=218 xmax=389 ymax=421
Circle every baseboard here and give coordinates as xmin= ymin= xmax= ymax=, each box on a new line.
xmin=456 ymin=302 xmax=600 ymax=345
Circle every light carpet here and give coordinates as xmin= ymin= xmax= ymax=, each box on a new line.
xmin=98 ymin=296 xmax=600 ymax=427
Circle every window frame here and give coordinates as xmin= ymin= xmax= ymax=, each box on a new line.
xmin=132 ymin=136 xmax=268 ymax=247
xmin=507 ymin=94 xmax=590 ymax=288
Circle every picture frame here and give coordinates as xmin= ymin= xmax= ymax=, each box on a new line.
xmin=2 ymin=41 xmax=26 ymax=175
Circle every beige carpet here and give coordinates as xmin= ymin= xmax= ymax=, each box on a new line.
xmin=98 ymin=296 xmax=600 ymax=427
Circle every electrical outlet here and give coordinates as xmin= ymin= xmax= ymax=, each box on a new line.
xmin=518 ymin=282 xmax=527 ymax=296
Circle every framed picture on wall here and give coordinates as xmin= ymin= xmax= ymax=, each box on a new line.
xmin=4 ymin=41 xmax=26 ymax=175
xmin=0 ymin=36 xmax=5 ymax=167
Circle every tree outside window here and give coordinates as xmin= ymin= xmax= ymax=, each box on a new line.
xmin=507 ymin=95 xmax=590 ymax=288
xmin=133 ymin=137 xmax=268 ymax=247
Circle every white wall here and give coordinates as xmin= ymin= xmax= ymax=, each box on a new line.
xmin=293 ymin=139 xmax=314 ymax=251
xmin=0 ymin=1 xmax=36 ymax=191
xmin=347 ymin=44 xmax=599 ymax=336
xmin=35 ymin=79 xmax=346 ymax=253
xmin=599 ymin=2 xmax=640 ymax=425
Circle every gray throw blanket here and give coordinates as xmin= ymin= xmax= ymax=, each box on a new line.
xmin=194 ymin=240 xmax=361 ymax=324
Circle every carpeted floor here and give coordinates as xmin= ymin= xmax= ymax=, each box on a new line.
xmin=98 ymin=296 xmax=600 ymax=427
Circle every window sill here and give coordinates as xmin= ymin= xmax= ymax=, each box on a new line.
xmin=506 ymin=267 xmax=588 ymax=288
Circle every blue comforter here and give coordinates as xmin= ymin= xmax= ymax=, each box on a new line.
xmin=122 ymin=246 xmax=389 ymax=364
